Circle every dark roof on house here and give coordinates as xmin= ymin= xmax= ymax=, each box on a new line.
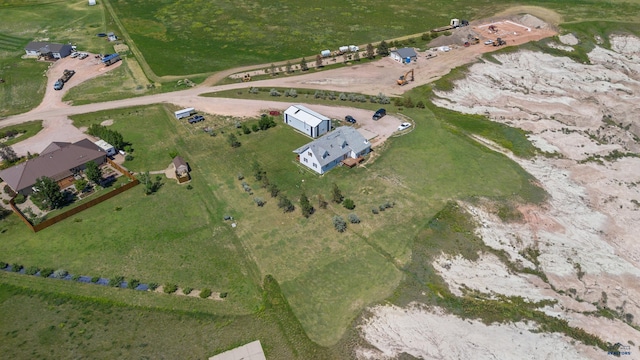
xmin=172 ymin=156 xmax=188 ymax=172
xmin=0 ymin=139 xmax=106 ymax=193
xmin=293 ymin=126 xmax=370 ymax=167
xmin=25 ymin=41 xmax=70 ymax=54
xmin=392 ymin=47 xmax=418 ymax=58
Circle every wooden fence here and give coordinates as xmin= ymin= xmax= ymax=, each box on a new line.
xmin=9 ymin=159 xmax=139 ymax=232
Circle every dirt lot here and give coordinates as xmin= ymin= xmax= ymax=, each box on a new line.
xmin=357 ymin=34 xmax=640 ymax=360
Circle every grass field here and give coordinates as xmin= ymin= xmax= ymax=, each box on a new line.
xmin=1 ymin=102 xmax=543 ymax=347
xmin=108 ymin=0 xmax=640 ymax=76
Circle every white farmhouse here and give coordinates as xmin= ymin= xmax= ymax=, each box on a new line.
xmin=293 ymin=126 xmax=371 ymax=174
xmin=283 ymin=104 xmax=331 ymax=138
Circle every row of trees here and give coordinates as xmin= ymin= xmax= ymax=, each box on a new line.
xmin=87 ymin=124 xmax=125 ymax=149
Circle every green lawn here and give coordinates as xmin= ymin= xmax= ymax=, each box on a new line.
xmin=0 ymin=120 xmax=43 ymax=146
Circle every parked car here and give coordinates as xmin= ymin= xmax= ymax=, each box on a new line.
xmin=484 ymin=39 xmax=494 ymax=45
xmin=70 ymin=51 xmax=80 ymax=58
xmin=397 ymin=122 xmax=412 ymax=131
xmin=345 ymin=115 xmax=356 ymax=124
xmin=78 ymin=53 xmax=89 ymax=59
xmin=188 ymin=115 xmax=205 ymax=124
xmin=372 ymin=108 xmax=386 ymax=120
xmin=53 ymin=79 xmax=64 ymax=90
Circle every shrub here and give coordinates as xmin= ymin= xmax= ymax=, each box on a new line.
xmin=343 ymin=198 xmax=355 ymax=210
xmin=318 ymin=195 xmax=328 ymax=209
xmin=40 ymin=268 xmax=54 ymax=278
xmin=385 ymin=201 xmax=395 ymax=208
xmin=220 ymin=292 xmax=228 ymax=298
xmin=242 ymin=124 xmax=251 ymax=134
xmin=269 ymin=88 xmax=281 ymax=97
xmin=25 ymin=266 xmax=40 ymax=275
xmin=91 ymin=276 xmax=100 ymax=283
xmin=251 ymin=124 xmax=259 ymax=132
xmin=0 ymin=261 xmax=7 ymax=269
xmin=125 ymin=154 xmax=134 ymax=161
xmin=148 ymin=282 xmax=159 ymax=290
xmin=127 ymin=279 xmax=140 ymax=289
xmin=186 ymin=184 xmax=193 ymax=190
xmin=379 ymin=205 xmax=386 ymax=211
xmin=200 ymin=288 xmax=212 ymax=298
xmin=227 ymin=134 xmax=241 ymax=148
xmin=278 ymin=196 xmax=294 ymax=212
xmin=332 ymin=183 xmax=344 ymax=203
xmin=348 ymin=213 xmax=361 ymax=224
xmin=254 ymin=197 xmax=266 ymax=207
xmin=183 ymin=287 xmax=193 ymax=295
xmin=372 ymin=207 xmax=379 ymax=214
xmin=11 ymin=263 xmax=23 ymax=272
xmin=109 ymin=276 xmax=124 ymax=287
xmin=4 ymin=184 xmax=16 ymax=197
xmin=71 ymin=274 xmax=81 ymax=281
xmin=333 ymin=216 xmax=347 ymax=232
xmin=300 ymin=192 xmax=313 ymax=218
xmin=268 ymin=184 xmax=279 ymax=197
xmin=53 ymin=269 xmax=68 ymax=278
xmin=14 ymin=193 xmax=26 ymax=204
xmin=164 ymin=283 xmax=178 ymax=294
xmin=237 ymin=172 xmax=244 ymax=180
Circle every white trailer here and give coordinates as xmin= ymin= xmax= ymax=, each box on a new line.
xmin=94 ymin=140 xmax=117 ymax=156
xmin=174 ymin=108 xmax=195 ymax=119
xmin=338 ymin=46 xmax=349 ymax=54
xmin=349 ymin=45 xmax=359 ymax=52
xmin=320 ymin=49 xmax=331 ymax=57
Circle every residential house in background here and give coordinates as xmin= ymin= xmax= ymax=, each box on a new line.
xmin=293 ymin=126 xmax=371 ymax=174
xmin=24 ymin=41 xmax=73 ymax=59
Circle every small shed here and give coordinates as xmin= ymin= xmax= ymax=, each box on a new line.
xmin=390 ymin=47 xmax=418 ymax=63
xmin=88 ymin=0 xmax=96 ymax=5
xmin=172 ymin=156 xmax=190 ymax=183
xmin=107 ymin=32 xmax=117 ymax=41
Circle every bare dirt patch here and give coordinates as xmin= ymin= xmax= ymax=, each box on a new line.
xmin=359 ymin=34 xmax=640 ymax=358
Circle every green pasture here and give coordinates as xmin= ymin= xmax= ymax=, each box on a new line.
xmin=108 ymin=0 xmax=640 ymax=76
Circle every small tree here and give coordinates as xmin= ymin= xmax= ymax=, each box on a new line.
xmin=285 ymin=61 xmax=292 ymax=74
xmin=85 ymin=161 xmax=102 ymax=185
xmin=343 ymin=198 xmax=355 ymax=210
xmin=0 ymin=143 xmax=18 ymax=164
xmin=300 ymin=192 xmax=313 ymax=218
xmin=333 ymin=216 xmax=347 ymax=232
xmin=242 ymin=124 xmax=251 ymax=134
xmin=268 ymin=183 xmax=280 ymax=197
xmin=278 ymin=195 xmax=294 ymax=213
xmin=109 ymin=275 xmax=124 ymax=287
xmin=252 ymin=161 xmax=265 ymax=181
xmin=366 ymin=43 xmax=375 ymax=59
xmin=227 ymin=133 xmax=241 ymax=148
xmin=270 ymin=63 xmax=276 ymax=76
xmin=348 ymin=213 xmax=361 ymax=224
xmin=315 ymin=54 xmax=323 ymax=68
xmin=254 ymin=197 xmax=266 ymax=207
xmin=32 ymin=176 xmax=64 ymax=210
xmin=353 ymin=51 xmax=360 ymax=61
xmin=318 ymin=194 xmax=328 ymax=209
xmin=300 ymin=57 xmax=309 ymax=71
xmin=377 ymin=40 xmax=389 ymax=56
xmin=331 ymin=183 xmax=344 ymax=203
xmin=74 ymin=179 xmax=88 ymax=192
xmin=127 ymin=279 xmax=140 ymax=289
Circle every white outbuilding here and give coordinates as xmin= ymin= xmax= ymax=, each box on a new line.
xmin=283 ymin=105 xmax=331 ymax=138
xmin=88 ymin=0 xmax=96 ymax=5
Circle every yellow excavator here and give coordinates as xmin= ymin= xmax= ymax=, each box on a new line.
xmin=397 ymin=69 xmax=414 ymax=86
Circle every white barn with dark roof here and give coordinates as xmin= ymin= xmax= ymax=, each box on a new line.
xmin=283 ymin=104 xmax=331 ymax=138
xmin=293 ymin=126 xmax=370 ymax=174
